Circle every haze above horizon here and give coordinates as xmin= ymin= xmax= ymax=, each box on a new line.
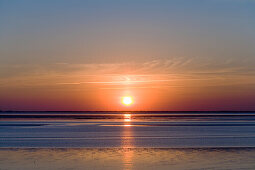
xmin=0 ymin=0 xmax=255 ymax=111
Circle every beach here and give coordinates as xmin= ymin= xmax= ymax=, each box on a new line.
xmin=1 ymin=148 xmax=255 ymax=170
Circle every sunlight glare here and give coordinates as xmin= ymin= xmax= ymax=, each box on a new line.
xmin=124 ymin=114 xmax=131 ymax=122
xmin=122 ymin=96 xmax=133 ymax=106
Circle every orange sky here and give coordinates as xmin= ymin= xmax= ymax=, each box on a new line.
xmin=0 ymin=0 xmax=255 ymax=111
xmin=1 ymin=61 xmax=255 ymax=111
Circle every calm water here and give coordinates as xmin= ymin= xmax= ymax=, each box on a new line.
xmin=1 ymin=111 xmax=255 ymax=169
xmin=1 ymin=112 xmax=255 ymax=147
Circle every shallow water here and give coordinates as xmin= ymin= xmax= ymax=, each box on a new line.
xmin=1 ymin=112 xmax=255 ymax=147
xmin=1 ymin=112 xmax=255 ymax=169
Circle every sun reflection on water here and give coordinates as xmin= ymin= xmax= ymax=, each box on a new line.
xmin=124 ymin=114 xmax=132 ymax=122
xmin=122 ymin=113 xmax=134 ymax=170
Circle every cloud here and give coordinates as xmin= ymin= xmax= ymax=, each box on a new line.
xmin=0 ymin=57 xmax=255 ymax=89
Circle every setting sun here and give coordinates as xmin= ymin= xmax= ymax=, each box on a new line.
xmin=122 ymin=96 xmax=133 ymax=106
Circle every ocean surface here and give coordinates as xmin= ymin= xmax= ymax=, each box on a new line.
xmin=1 ymin=111 xmax=255 ymax=169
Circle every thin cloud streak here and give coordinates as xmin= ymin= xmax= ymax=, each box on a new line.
xmin=1 ymin=58 xmax=255 ymax=88
xmin=57 ymin=79 xmax=174 ymax=85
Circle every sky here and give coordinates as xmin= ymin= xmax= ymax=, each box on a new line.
xmin=0 ymin=0 xmax=255 ymax=111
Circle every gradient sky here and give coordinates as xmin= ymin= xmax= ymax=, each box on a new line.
xmin=0 ymin=0 xmax=255 ymax=111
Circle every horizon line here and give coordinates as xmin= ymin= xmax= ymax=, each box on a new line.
xmin=1 ymin=110 xmax=255 ymax=113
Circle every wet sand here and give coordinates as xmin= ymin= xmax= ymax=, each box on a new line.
xmin=1 ymin=148 xmax=255 ymax=170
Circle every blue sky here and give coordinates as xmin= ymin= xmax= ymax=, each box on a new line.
xmin=0 ymin=0 xmax=255 ymax=110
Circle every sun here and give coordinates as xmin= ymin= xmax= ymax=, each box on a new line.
xmin=122 ymin=96 xmax=133 ymax=106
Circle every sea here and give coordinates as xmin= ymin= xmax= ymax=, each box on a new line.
xmin=1 ymin=111 xmax=255 ymax=169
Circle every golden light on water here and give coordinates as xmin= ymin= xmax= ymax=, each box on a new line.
xmin=122 ymin=96 xmax=133 ymax=106
xmin=124 ymin=114 xmax=131 ymax=122
xmin=122 ymin=113 xmax=134 ymax=170
xmin=123 ymin=124 xmax=132 ymax=127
